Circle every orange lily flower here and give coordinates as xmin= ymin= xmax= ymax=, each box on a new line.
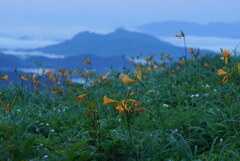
xmin=222 ymin=75 xmax=230 ymax=85
xmin=21 ymin=76 xmax=27 ymax=81
xmin=221 ymin=50 xmax=230 ymax=64
xmin=218 ymin=69 xmax=228 ymax=75
xmin=135 ymin=109 xmax=146 ymax=113
xmin=179 ymin=60 xmax=185 ymax=65
xmin=33 ymin=74 xmax=38 ymax=79
xmin=85 ymin=70 xmax=90 ymax=75
xmin=58 ymin=68 xmax=63 ymax=73
xmin=115 ymin=100 xmax=128 ymax=114
xmin=189 ymin=47 xmax=194 ymax=54
xmin=45 ymin=70 xmax=52 ymax=75
xmin=64 ymin=71 xmax=71 ymax=77
xmin=204 ymin=63 xmax=209 ymax=67
xmin=122 ymin=74 xmax=136 ymax=83
xmin=3 ymin=104 xmax=10 ymax=112
xmin=103 ymin=96 xmax=117 ymax=104
xmin=165 ymin=54 xmax=170 ymax=59
xmin=76 ymin=94 xmax=88 ymax=102
xmin=1 ymin=75 xmax=8 ymax=81
xmin=128 ymin=99 xmax=142 ymax=106
xmin=135 ymin=70 xmax=142 ymax=80
xmin=102 ymin=72 xmax=110 ymax=80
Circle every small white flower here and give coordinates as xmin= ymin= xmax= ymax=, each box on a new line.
xmin=40 ymin=123 xmax=44 ymax=125
xmin=172 ymin=85 xmax=175 ymax=87
xmin=43 ymin=155 xmax=49 ymax=159
xmin=17 ymin=109 xmax=21 ymax=112
xmin=220 ymin=138 xmax=223 ymax=143
xmin=205 ymin=93 xmax=209 ymax=97
xmin=190 ymin=95 xmax=195 ymax=98
xmin=40 ymin=143 xmax=44 ymax=146
xmin=36 ymin=128 xmax=39 ymax=132
xmin=174 ymin=129 xmax=179 ymax=133
xmin=46 ymin=123 xmax=49 ymax=126
xmin=162 ymin=104 xmax=169 ymax=108
xmin=50 ymin=129 xmax=55 ymax=132
xmin=214 ymin=89 xmax=217 ymax=92
xmin=195 ymin=94 xmax=200 ymax=97
xmin=205 ymin=84 xmax=210 ymax=88
xmin=118 ymin=119 xmax=121 ymax=122
xmin=221 ymin=57 xmax=224 ymax=60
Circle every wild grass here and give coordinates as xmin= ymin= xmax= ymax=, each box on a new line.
xmin=1 ymin=52 xmax=240 ymax=161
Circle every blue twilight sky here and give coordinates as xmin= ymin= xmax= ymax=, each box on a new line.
xmin=0 ymin=0 xmax=240 ymax=39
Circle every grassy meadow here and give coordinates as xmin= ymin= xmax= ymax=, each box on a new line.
xmin=1 ymin=47 xmax=240 ymax=160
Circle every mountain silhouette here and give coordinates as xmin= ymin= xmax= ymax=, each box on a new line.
xmin=138 ymin=21 xmax=240 ymax=38
xmin=33 ymin=28 xmax=194 ymax=58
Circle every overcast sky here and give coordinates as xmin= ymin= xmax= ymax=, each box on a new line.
xmin=1 ymin=0 xmax=240 ymax=39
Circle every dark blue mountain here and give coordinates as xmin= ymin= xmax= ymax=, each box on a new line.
xmin=33 ymin=28 xmax=203 ymax=58
xmin=138 ymin=21 xmax=240 ymax=38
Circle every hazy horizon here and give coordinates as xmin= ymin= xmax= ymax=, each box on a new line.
xmin=1 ymin=0 xmax=240 ymax=39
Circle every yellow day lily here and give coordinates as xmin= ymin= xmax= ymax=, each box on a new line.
xmin=103 ymin=96 xmax=117 ymax=104
xmin=165 ymin=54 xmax=170 ymax=59
xmin=45 ymin=70 xmax=52 ymax=75
xmin=58 ymin=67 xmax=63 ymax=73
xmin=21 ymin=76 xmax=27 ymax=81
xmin=1 ymin=75 xmax=8 ymax=81
xmin=222 ymin=75 xmax=230 ymax=85
xmin=0 ymin=92 xmax=3 ymax=95
xmin=115 ymin=100 xmax=128 ymax=114
xmin=144 ymin=55 xmax=153 ymax=62
xmin=85 ymin=70 xmax=90 ymax=75
xmin=51 ymin=91 xmax=58 ymax=95
xmin=189 ymin=47 xmax=194 ymax=54
xmin=83 ymin=58 xmax=90 ymax=65
xmin=218 ymin=69 xmax=228 ymax=75
xmin=102 ymin=72 xmax=110 ymax=80
xmin=64 ymin=71 xmax=71 ymax=77
xmin=204 ymin=63 xmax=209 ymax=67
xmin=127 ymin=99 xmax=142 ymax=106
xmin=179 ymin=60 xmax=185 ymax=65
xmin=33 ymin=74 xmax=38 ymax=79
xmin=76 ymin=94 xmax=88 ymax=102
xmin=122 ymin=74 xmax=136 ymax=83
xmin=147 ymin=67 xmax=152 ymax=71
xmin=221 ymin=50 xmax=230 ymax=64
xmin=135 ymin=70 xmax=142 ymax=80
xmin=72 ymin=69 xmax=79 ymax=74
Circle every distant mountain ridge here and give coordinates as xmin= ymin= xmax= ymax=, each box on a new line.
xmin=33 ymin=28 xmax=209 ymax=58
xmin=0 ymin=52 xmax=131 ymax=73
xmin=138 ymin=21 xmax=240 ymax=38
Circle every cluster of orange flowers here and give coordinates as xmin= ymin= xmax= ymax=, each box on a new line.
xmin=103 ymin=96 xmax=145 ymax=114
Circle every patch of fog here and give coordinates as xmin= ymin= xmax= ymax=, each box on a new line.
xmin=18 ymin=68 xmax=54 ymax=75
xmin=2 ymin=50 xmax=64 ymax=59
xmin=71 ymin=78 xmax=86 ymax=84
xmin=158 ymin=36 xmax=240 ymax=52
xmin=0 ymin=36 xmax=61 ymax=49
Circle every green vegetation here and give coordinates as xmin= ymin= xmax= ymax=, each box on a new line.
xmin=1 ymin=50 xmax=240 ymax=161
